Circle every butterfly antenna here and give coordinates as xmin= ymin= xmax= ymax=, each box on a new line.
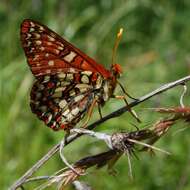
xmin=112 ymin=28 xmax=140 ymax=122
xmin=112 ymin=28 xmax=123 ymax=65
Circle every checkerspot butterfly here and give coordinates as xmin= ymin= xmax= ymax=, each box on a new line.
xmin=20 ymin=19 xmax=124 ymax=131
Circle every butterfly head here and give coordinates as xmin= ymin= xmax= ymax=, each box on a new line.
xmin=111 ymin=63 xmax=122 ymax=78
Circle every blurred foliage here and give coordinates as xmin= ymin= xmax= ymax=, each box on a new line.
xmin=0 ymin=0 xmax=190 ymax=189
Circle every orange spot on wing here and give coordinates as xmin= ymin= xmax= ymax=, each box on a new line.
xmin=81 ymin=60 xmax=90 ymax=70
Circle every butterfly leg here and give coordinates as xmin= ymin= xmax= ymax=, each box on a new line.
xmin=81 ymin=98 xmax=97 ymax=128
xmin=117 ymin=80 xmax=138 ymax=101
xmin=112 ymin=95 xmax=141 ymax=123
xmin=98 ymin=104 xmax=103 ymax=119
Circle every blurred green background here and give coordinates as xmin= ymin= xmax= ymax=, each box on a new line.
xmin=1 ymin=0 xmax=190 ymax=189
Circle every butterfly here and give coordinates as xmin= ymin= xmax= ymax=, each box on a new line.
xmin=20 ymin=19 xmax=126 ymax=131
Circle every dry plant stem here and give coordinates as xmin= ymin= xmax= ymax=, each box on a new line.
xmin=180 ymin=84 xmax=187 ymax=107
xmin=39 ymin=127 xmax=174 ymax=188
xmin=24 ymin=176 xmax=49 ymax=184
xmin=74 ymin=150 xmax=117 ymax=168
xmin=10 ymin=144 xmax=60 ymax=190
xmin=16 ymin=110 xmax=188 ymax=189
xmin=10 ymin=75 xmax=190 ymax=190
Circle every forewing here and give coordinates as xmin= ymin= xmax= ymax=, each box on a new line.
xmin=20 ymin=19 xmax=111 ymax=78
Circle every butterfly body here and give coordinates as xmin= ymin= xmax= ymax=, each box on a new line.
xmin=21 ymin=19 xmax=121 ymax=131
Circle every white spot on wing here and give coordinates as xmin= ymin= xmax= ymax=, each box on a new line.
xmin=76 ymin=84 xmax=90 ymax=93
xmin=66 ymin=73 xmax=74 ymax=80
xmin=67 ymin=113 xmax=74 ymax=121
xmin=50 ymin=32 xmax=56 ymax=38
xmin=47 ymin=42 xmax=53 ymax=46
xmin=39 ymin=26 xmax=44 ymax=31
xmin=76 ymin=84 xmax=90 ymax=88
xmin=63 ymin=51 xmax=76 ymax=62
xmin=47 ymin=114 xmax=52 ymax=124
xmin=59 ymin=100 xmax=67 ymax=109
xmin=61 ymin=117 xmax=66 ymax=123
xmin=30 ymin=28 xmax=35 ymax=32
xmin=81 ymin=71 xmax=92 ymax=76
xmin=26 ymin=33 xmax=32 ymax=39
xmin=58 ymin=46 xmax=64 ymax=50
xmin=52 ymin=91 xmax=62 ymax=98
xmin=47 ymin=35 xmax=55 ymax=41
xmin=48 ymin=60 xmax=54 ymax=66
xmin=34 ymin=55 xmax=39 ymax=61
xmin=69 ymin=90 xmax=76 ymax=96
xmin=33 ymin=33 xmax=40 ymax=39
xmin=52 ymin=121 xmax=56 ymax=128
xmin=71 ymin=107 xmax=79 ymax=115
xmin=74 ymin=94 xmax=84 ymax=102
xmin=68 ymin=68 xmax=76 ymax=73
xmin=55 ymin=87 xmax=66 ymax=92
xmin=61 ymin=81 xmax=70 ymax=86
xmin=27 ymin=41 xmax=31 ymax=47
xmin=36 ymin=40 xmax=42 ymax=45
xmin=55 ymin=49 xmax=60 ymax=54
xmin=30 ymin=22 xmax=35 ymax=27
xmin=81 ymin=75 xmax=89 ymax=84
xmin=44 ymin=75 xmax=50 ymax=82
xmin=58 ymin=73 xmax=66 ymax=78
xmin=62 ymin=109 xmax=70 ymax=116
xmin=40 ymin=47 xmax=45 ymax=51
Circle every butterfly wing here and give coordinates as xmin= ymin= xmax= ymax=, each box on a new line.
xmin=20 ymin=19 xmax=111 ymax=78
xmin=20 ymin=19 xmax=108 ymax=130
xmin=30 ymin=73 xmax=96 ymax=130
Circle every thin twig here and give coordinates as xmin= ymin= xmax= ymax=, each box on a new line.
xmin=127 ymin=138 xmax=171 ymax=155
xmin=10 ymin=75 xmax=190 ymax=190
xmin=180 ymin=84 xmax=187 ymax=108
xmin=10 ymin=144 xmax=60 ymax=190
